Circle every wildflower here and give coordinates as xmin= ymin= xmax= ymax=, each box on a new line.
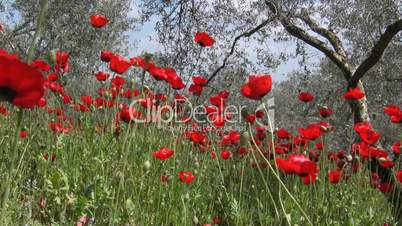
xmin=240 ymin=74 xmax=272 ymax=100
xmin=298 ymin=92 xmax=314 ymax=102
xmin=90 ymin=15 xmax=109 ymax=28
xmin=152 ymin=147 xmax=174 ymax=160
xmin=328 ymin=170 xmax=342 ymax=184
xmin=220 ymin=150 xmax=232 ymax=159
xmin=344 ymin=87 xmax=365 ymax=100
xmin=194 ymin=32 xmax=215 ymax=47
xmin=178 ymin=171 xmax=196 ymax=184
xmin=0 ymin=50 xmax=45 ymax=108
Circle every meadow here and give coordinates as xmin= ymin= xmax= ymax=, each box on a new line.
xmin=0 ymin=6 xmax=401 ymax=226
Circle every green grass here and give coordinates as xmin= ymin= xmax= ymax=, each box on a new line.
xmin=0 ymin=107 xmax=397 ymax=226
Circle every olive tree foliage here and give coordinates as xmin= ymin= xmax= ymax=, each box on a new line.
xmin=0 ymin=0 xmax=136 ymax=86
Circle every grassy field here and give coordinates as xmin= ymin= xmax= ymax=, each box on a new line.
xmin=0 ymin=5 xmax=401 ymax=225
xmin=0 ymin=107 xmax=397 ymax=225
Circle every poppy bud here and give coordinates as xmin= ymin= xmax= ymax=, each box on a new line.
xmin=193 ymin=215 xmax=199 ymax=224
xmin=143 ymin=160 xmax=151 ymax=171
xmin=346 ymin=154 xmax=353 ymax=162
xmin=320 ymin=125 xmax=329 ymax=132
xmin=240 ymin=131 xmax=250 ymax=146
xmin=377 ymin=157 xmax=387 ymax=163
xmin=49 ymin=49 xmax=57 ymax=65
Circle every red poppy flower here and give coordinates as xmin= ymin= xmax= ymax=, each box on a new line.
xmin=119 ymin=107 xmax=142 ymax=123
xmin=122 ymin=89 xmax=133 ymax=99
xmin=62 ymin=95 xmax=71 ymax=104
xmin=212 ymin=216 xmax=221 ymax=225
xmin=220 ymin=150 xmax=232 ymax=159
xmin=328 ymin=170 xmax=342 ymax=184
xmin=209 ymin=114 xmax=225 ymax=127
xmin=276 ymin=128 xmax=291 ymax=139
xmin=245 ymin=114 xmax=256 ymax=123
xmin=315 ymin=142 xmax=323 ymax=150
xmin=390 ymin=112 xmax=402 ymax=123
xmin=209 ymin=95 xmax=225 ymax=108
xmin=384 ymin=105 xmax=400 ymax=116
xmin=90 ymin=15 xmax=109 ymax=28
xmin=396 ymin=170 xmax=402 ymax=183
xmin=301 ymin=174 xmax=317 ymax=185
xmin=32 ymin=59 xmax=50 ymax=72
xmin=81 ymin=96 xmax=93 ymax=106
xmin=298 ymin=92 xmax=314 ymax=102
xmin=0 ymin=50 xmax=17 ymax=60
xmin=38 ymin=97 xmax=47 ymax=107
xmin=194 ymin=32 xmax=215 ymax=47
xmin=255 ymin=110 xmax=264 ymax=118
xmin=131 ymin=57 xmax=153 ymax=70
xmin=189 ymin=84 xmax=203 ymax=96
xmin=111 ymin=76 xmax=126 ymax=87
xmin=318 ymin=107 xmax=333 ymax=118
xmin=344 ymin=87 xmax=365 ymax=100
xmin=298 ymin=124 xmax=322 ymax=140
xmin=0 ymin=104 xmax=9 ymax=116
xmin=378 ymin=182 xmax=393 ymax=193
xmin=173 ymin=94 xmax=186 ymax=103
xmin=275 ymin=154 xmax=318 ymax=176
xmin=240 ymin=74 xmax=272 ymax=100
xmin=391 ymin=141 xmax=401 ymax=155
xmin=49 ymin=116 xmax=74 ymax=134
xmin=178 ymin=171 xmax=196 ymax=184
xmin=218 ymin=90 xmax=230 ymax=99
xmin=109 ymin=54 xmax=131 ymax=74
xmin=192 ymin=76 xmax=208 ymax=86
xmin=148 ymin=65 xmax=169 ymax=81
xmin=168 ymin=75 xmax=185 ymax=90
xmin=48 ymin=82 xmax=64 ymax=94
xmin=152 ymin=147 xmax=174 ymax=160
xmin=353 ymin=142 xmax=388 ymax=158
xmin=56 ymin=51 xmax=69 ymax=68
xmin=353 ymin=122 xmax=372 ymax=133
xmin=95 ymin=98 xmax=106 ymax=108
xmin=19 ymin=130 xmax=28 ymax=138
xmin=379 ymin=158 xmax=394 ymax=168
xmin=359 ymin=129 xmax=380 ymax=145
xmin=228 ymin=132 xmax=241 ymax=144
xmin=95 ymin=72 xmax=109 ymax=81
xmin=187 ymin=131 xmax=206 ymax=145
xmin=47 ymin=73 xmax=58 ymax=81
xmin=0 ymin=51 xmax=45 ymax=108
xmin=101 ymin=50 xmax=113 ymax=62
xmin=236 ymin=147 xmax=247 ymax=156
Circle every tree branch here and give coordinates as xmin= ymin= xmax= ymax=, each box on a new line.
xmin=349 ymin=19 xmax=402 ymax=87
xmin=296 ymin=11 xmax=347 ymax=57
xmin=205 ymin=18 xmax=273 ymax=85
xmin=264 ymin=0 xmax=353 ymax=79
